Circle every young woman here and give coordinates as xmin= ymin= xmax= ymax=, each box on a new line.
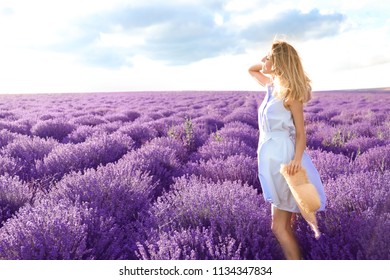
xmin=248 ymin=40 xmax=326 ymax=260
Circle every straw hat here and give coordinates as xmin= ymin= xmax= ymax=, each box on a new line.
xmin=280 ymin=164 xmax=321 ymax=239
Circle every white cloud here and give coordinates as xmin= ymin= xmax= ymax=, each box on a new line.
xmin=214 ymin=13 xmax=224 ymax=26
xmin=97 ymin=32 xmax=145 ymax=48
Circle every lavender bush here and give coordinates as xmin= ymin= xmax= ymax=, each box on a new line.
xmin=46 ymin=163 xmax=156 ymax=259
xmin=143 ymin=175 xmax=281 ymax=259
xmin=118 ymin=137 xmax=184 ymax=198
xmin=0 ymin=129 xmax=18 ymax=148
xmin=0 ymin=89 xmax=388 ymax=260
xmin=35 ymin=132 xmax=134 ymax=184
xmin=1 ymin=135 xmax=58 ymax=181
xmin=182 ymin=154 xmax=260 ymax=190
xmin=118 ymin=123 xmax=159 ymax=148
xmin=31 ymin=119 xmax=76 ymax=141
xmin=0 ymin=198 xmax=91 ymax=259
xmin=136 ymin=227 xmax=241 ymax=260
xmin=0 ymin=175 xmax=33 ymax=225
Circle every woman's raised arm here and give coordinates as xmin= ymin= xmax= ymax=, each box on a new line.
xmin=248 ymin=59 xmax=272 ymax=87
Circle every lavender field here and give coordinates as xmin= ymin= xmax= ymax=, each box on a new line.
xmin=0 ymin=89 xmax=389 ymax=260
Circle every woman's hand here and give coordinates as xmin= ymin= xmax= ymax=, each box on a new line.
xmin=286 ymin=159 xmax=302 ymax=176
xmin=248 ymin=62 xmax=271 ymax=87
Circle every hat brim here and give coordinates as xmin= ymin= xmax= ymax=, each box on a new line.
xmin=280 ymin=165 xmax=322 ymax=239
xmin=289 ymin=183 xmax=321 ymax=213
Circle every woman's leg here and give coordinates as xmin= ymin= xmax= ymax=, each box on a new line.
xmin=271 ymin=205 xmax=301 ymax=260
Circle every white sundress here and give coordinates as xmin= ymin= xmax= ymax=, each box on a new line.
xmin=257 ymin=84 xmax=326 ymax=212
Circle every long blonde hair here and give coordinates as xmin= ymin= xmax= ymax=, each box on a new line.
xmin=270 ymin=40 xmax=312 ymax=103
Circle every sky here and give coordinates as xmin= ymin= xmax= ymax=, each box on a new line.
xmin=0 ymin=0 xmax=389 ymax=94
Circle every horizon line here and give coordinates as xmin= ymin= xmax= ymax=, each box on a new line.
xmin=1 ymin=86 xmax=389 ymax=96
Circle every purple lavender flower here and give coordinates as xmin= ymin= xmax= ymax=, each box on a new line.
xmin=343 ymin=136 xmax=384 ymax=159
xmin=119 ymin=123 xmax=159 ymax=148
xmin=0 ymin=129 xmax=18 ymax=148
xmin=136 ymin=227 xmax=241 ymax=260
xmin=353 ymin=145 xmax=390 ymax=173
xmin=306 ymin=149 xmax=352 ymax=182
xmin=2 ymin=136 xmax=58 ymax=181
xmin=31 ymin=119 xmax=75 ymax=141
xmin=35 ymin=132 xmax=134 ymax=183
xmin=195 ymin=137 xmax=256 ymax=161
xmin=63 ymin=125 xmax=96 ymax=144
xmin=0 ymin=175 xmax=33 ymax=226
xmin=146 ymin=175 xmax=280 ymax=259
xmin=0 ymin=120 xmax=31 ymax=135
xmin=183 ymin=154 xmax=260 ymax=190
xmin=223 ymin=107 xmax=258 ymax=128
xmin=214 ymin=121 xmax=259 ymax=148
xmin=118 ymin=138 xmax=183 ymax=198
xmin=71 ymin=115 xmax=107 ymax=126
xmin=0 ymin=198 xmax=91 ymax=259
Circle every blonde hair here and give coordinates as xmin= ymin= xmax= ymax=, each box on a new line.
xmin=270 ymin=40 xmax=312 ymax=103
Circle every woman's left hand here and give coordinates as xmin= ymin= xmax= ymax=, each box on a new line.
xmin=286 ymin=159 xmax=302 ymax=176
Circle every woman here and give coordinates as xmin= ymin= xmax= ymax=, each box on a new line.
xmin=248 ymin=40 xmax=326 ymax=260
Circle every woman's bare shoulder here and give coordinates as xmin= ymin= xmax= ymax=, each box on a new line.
xmin=284 ymin=98 xmax=303 ymax=111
